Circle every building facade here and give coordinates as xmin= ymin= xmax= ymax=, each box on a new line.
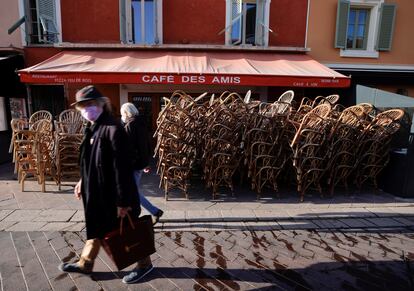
xmin=307 ymin=0 xmax=414 ymax=102
xmin=10 ymin=0 xmax=352 ymax=141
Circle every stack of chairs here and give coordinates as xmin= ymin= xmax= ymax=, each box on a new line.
xmin=326 ymin=105 xmax=365 ymax=195
xmin=11 ymin=110 xmax=53 ymax=192
xmin=201 ymin=92 xmax=248 ymax=199
xmin=54 ymin=109 xmax=84 ymax=190
xmin=154 ymin=91 xmax=200 ymax=199
xmin=289 ymin=104 xmax=333 ymax=201
xmin=354 ymin=108 xmax=405 ymax=190
xmin=243 ymin=90 xmax=294 ymax=198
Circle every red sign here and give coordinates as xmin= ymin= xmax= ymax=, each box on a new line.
xmin=19 ymin=72 xmax=351 ymax=88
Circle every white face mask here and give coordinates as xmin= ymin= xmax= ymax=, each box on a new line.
xmin=121 ymin=115 xmax=127 ymax=123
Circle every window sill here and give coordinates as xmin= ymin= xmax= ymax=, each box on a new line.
xmin=340 ymin=49 xmax=379 ymax=58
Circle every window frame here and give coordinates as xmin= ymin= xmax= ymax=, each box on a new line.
xmin=19 ymin=0 xmax=61 ymax=45
xmin=225 ymin=0 xmax=271 ymax=47
xmin=340 ymin=0 xmax=383 ymax=58
xmin=346 ymin=8 xmax=370 ymax=50
xmin=124 ymin=0 xmax=163 ymax=45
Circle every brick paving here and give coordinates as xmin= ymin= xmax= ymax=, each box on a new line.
xmin=1 ymin=162 xmax=414 ymax=289
xmin=0 ymin=227 xmax=414 ymax=290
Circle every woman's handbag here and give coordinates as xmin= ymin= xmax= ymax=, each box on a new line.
xmin=101 ymin=214 xmax=156 ymax=270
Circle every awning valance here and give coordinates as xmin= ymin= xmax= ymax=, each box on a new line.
xmin=19 ymin=50 xmax=350 ymax=88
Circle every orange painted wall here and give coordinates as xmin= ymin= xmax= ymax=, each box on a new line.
xmin=61 ymin=0 xmax=120 ymax=43
xmin=269 ymin=0 xmax=308 ymax=47
xmin=163 ymin=0 xmax=307 ymax=46
xmin=307 ymin=0 xmax=414 ymax=65
xmin=163 ymin=0 xmax=225 ymax=44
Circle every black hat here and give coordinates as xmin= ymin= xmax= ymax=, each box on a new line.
xmin=71 ymin=85 xmax=104 ymax=106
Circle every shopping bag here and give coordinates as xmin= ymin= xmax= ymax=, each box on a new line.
xmin=101 ymin=214 xmax=156 ymax=270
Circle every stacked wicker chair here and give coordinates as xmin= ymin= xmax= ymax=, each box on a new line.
xmin=354 ymin=108 xmax=405 ymax=190
xmin=154 ymin=91 xmax=199 ymax=199
xmin=243 ymin=91 xmax=294 ymax=198
xmin=12 ymin=110 xmax=53 ymax=192
xmin=326 ymin=105 xmax=365 ymax=195
xmin=201 ymin=92 xmax=248 ymax=199
xmin=153 ymin=90 xmax=407 ymax=201
xmin=54 ymin=109 xmax=84 ymax=190
xmin=290 ymin=104 xmax=333 ymax=201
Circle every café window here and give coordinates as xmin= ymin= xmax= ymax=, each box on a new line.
xmin=224 ymin=0 xmax=271 ymax=46
xmin=335 ymin=0 xmax=396 ymax=58
xmin=120 ymin=0 xmax=162 ymax=44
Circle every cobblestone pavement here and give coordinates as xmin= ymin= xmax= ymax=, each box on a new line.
xmin=1 ymin=225 xmax=414 ymax=290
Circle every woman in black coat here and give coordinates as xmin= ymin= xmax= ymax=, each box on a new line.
xmin=59 ymin=85 xmax=154 ymax=284
xmin=120 ymin=102 xmax=163 ymax=224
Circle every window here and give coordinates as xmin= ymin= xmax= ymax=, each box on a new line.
xmin=224 ymin=0 xmax=271 ymax=46
xmin=25 ymin=0 xmax=59 ymax=44
xmin=9 ymin=0 xmax=60 ymax=44
xmin=335 ymin=0 xmax=396 ymax=58
xmin=346 ymin=8 xmax=370 ymax=49
xmin=121 ymin=0 xmax=162 ymax=45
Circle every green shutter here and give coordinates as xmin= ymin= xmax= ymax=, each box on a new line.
xmin=120 ymin=0 xmax=127 ymax=44
xmin=335 ymin=0 xmax=350 ymax=48
xmin=377 ymin=3 xmax=396 ymax=51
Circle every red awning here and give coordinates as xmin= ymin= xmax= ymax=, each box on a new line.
xmin=19 ymin=50 xmax=350 ymax=88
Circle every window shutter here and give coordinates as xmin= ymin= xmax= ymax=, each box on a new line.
xmin=255 ymin=0 xmax=265 ymax=46
xmin=377 ymin=3 xmax=396 ymax=51
xmin=231 ymin=0 xmax=242 ymax=44
xmin=334 ymin=0 xmax=350 ymax=48
xmin=36 ymin=0 xmax=58 ymax=42
xmin=120 ymin=0 xmax=127 ymax=43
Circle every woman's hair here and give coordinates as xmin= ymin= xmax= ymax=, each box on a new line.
xmin=120 ymin=102 xmax=139 ymax=118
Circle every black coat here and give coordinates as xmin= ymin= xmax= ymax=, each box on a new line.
xmin=80 ymin=111 xmax=140 ymax=239
xmin=124 ymin=116 xmax=150 ymax=170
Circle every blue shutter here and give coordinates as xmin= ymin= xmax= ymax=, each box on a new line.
xmin=377 ymin=3 xmax=397 ymax=51
xmin=334 ymin=0 xmax=350 ymax=49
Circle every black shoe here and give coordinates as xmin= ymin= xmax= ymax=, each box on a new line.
xmin=122 ymin=264 xmax=154 ymax=284
xmin=58 ymin=262 xmax=92 ymax=274
xmin=153 ymin=209 xmax=164 ymax=225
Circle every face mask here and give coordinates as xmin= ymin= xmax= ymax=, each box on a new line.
xmin=80 ymin=105 xmax=103 ymax=122
xmin=121 ymin=115 xmax=127 ymax=123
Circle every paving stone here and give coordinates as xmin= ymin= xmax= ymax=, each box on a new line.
xmin=162 ymin=210 xmax=186 ymax=222
xmin=0 ymin=232 xmax=28 ymax=291
xmin=6 ymin=221 xmax=47 ymax=231
xmin=220 ymin=209 xmax=257 ymax=221
xmin=186 ymin=210 xmax=222 ymax=222
xmin=0 ymin=209 xmax=13 ymax=220
xmin=68 ymin=210 xmax=84 ymax=222
xmin=392 ymin=217 xmax=414 ymax=227
xmin=0 ymin=220 xmax=17 ymax=231
xmin=11 ymin=232 xmax=52 ymax=290
xmin=3 ymin=209 xmax=42 ymax=221
xmin=277 ymin=220 xmax=318 ymax=230
xmin=338 ymin=218 xmax=376 ymax=228
xmin=365 ymin=217 xmax=405 ymax=227
xmin=39 ymin=222 xmax=78 ymax=231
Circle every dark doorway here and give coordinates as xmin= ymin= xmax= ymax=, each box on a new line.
xmin=30 ymin=85 xmax=65 ymax=119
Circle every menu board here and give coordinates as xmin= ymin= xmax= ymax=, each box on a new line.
xmin=9 ymin=97 xmax=27 ymax=119
xmin=0 ymin=97 xmax=7 ymax=131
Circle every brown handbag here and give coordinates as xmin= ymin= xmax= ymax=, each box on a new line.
xmin=101 ymin=214 xmax=156 ymax=270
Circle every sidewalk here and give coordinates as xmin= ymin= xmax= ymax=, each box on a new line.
xmin=1 ymin=162 xmax=414 ymax=232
